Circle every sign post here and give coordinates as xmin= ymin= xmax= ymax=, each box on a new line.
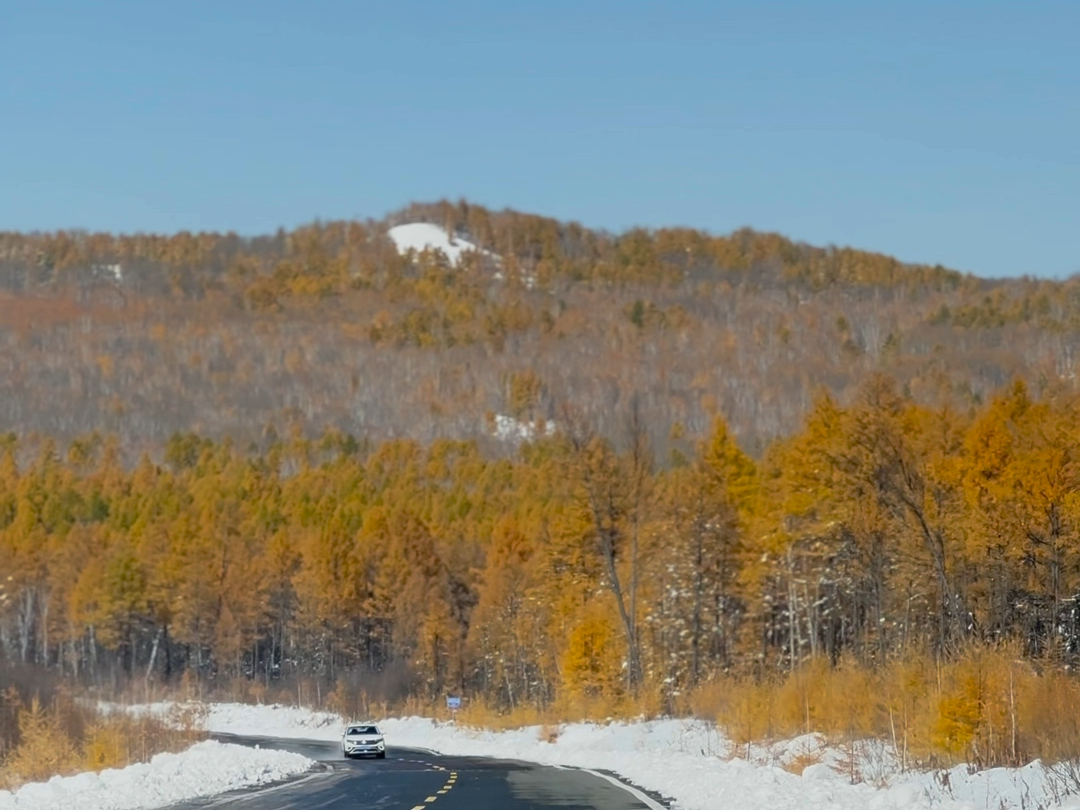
xmin=446 ymin=695 xmax=461 ymax=721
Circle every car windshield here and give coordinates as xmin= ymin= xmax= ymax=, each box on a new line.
xmin=348 ymin=726 xmax=379 ymax=735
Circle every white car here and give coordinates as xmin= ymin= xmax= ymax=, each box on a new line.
xmin=342 ymin=723 xmax=386 ymax=759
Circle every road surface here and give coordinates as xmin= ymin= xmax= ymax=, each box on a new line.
xmin=167 ymin=734 xmax=668 ymax=810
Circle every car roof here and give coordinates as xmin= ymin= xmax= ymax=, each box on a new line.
xmin=346 ymin=723 xmax=380 ymax=729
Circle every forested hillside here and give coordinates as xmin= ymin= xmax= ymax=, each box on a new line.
xmin=2 ymin=200 xmax=1079 ymax=458
xmin=2 ymin=202 xmax=1080 ymax=772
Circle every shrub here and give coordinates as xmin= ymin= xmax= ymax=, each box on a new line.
xmin=0 ymin=697 xmax=80 ymax=788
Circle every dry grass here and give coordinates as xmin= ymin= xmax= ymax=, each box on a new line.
xmin=688 ymin=645 xmax=1080 ymax=773
xmin=538 ymin=724 xmax=561 ymax=743
xmin=782 ymin=749 xmax=825 ymax=776
xmin=0 ymin=690 xmax=206 ymax=791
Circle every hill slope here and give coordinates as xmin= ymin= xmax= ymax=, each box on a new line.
xmin=0 ymin=199 xmax=1077 ymax=457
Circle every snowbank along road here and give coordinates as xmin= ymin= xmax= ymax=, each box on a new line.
xmin=167 ymin=733 xmax=667 ymax=810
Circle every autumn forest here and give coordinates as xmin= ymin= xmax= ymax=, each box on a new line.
xmin=3 ymin=201 xmax=1080 ymax=773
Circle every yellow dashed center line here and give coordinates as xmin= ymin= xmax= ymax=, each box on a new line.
xmin=412 ymin=764 xmax=457 ymax=807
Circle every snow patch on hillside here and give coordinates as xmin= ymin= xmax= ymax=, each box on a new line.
xmin=0 ymin=739 xmax=314 ymax=810
xmin=388 ymin=223 xmax=494 ymax=266
xmin=492 ymin=413 xmax=556 ymax=443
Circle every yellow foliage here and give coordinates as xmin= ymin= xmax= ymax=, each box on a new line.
xmin=561 ymin=610 xmax=624 ymax=700
xmin=1018 ymin=668 xmax=1080 ymax=763
xmin=926 ymin=648 xmax=1013 ymax=766
xmin=932 ymin=682 xmax=981 ymax=755
xmin=82 ymin=722 xmax=127 ymax=771
xmin=720 ymin=678 xmax=773 ymax=754
xmin=0 ymin=698 xmax=80 ymax=789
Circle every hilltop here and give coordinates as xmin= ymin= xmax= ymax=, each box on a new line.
xmin=0 ymin=199 xmax=1077 ymax=458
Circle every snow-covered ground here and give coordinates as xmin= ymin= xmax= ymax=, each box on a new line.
xmin=0 ymin=739 xmax=314 ymax=810
xmin=388 ymin=222 xmax=493 ymax=266
xmin=97 ymin=702 xmax=1080 ymax=810
xmin=12 ymin=700 xmax=1080 ymax=810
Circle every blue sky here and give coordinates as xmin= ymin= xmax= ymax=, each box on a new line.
xmin=2 ymin=1 xmax=1077 ymax=278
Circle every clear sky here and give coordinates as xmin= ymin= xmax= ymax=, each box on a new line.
xmin=2 ymin=1 xmax=1077 ymax=278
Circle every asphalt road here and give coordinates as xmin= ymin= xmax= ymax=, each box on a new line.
xmin=168 ymin=734 xmax=668 ymax=810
